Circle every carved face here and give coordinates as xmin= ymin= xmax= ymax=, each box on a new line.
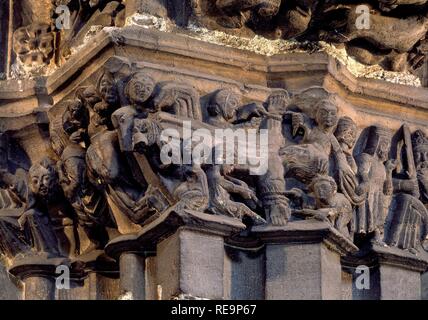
xmin=415 ymin=146 xmax=428 ymax=175
xmin=211 ymin=90 xmax=241 ymax=121
xmin=313 ymin=178 xmax=336 ymax=206
xmin=377 ymin=137 xmax=391 ymax=162
xmin=335 ymin=118 xmax=357 ymax=149
xmin=29 ymin=164 xmax=57 ymax=199
xmin=82 ymin=86 xmax=101 ymax=109
xmin=68 ymin=100 xmax=84 ymax=119
xmin=125 ymin=74 xmax=155 ymax=106
xmin=316 ymin=101 xmax=338 ymax=130
xmin=98 ymin=73 xmax=118 ymax=105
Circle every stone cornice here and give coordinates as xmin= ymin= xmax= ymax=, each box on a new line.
xmin=1 ymin=27 xmax=428 ymax=124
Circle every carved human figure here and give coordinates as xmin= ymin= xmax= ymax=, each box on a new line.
xmin=384 ymin=129 xmax=428 ymax=252
xmin=334 ymin=116 xmax=366 ymax=206
xmin=86 ymin=116 xmax=170 ymax=231
xmin=18 ymin=159 xmax=61 ymax=256
xmin=257 ymin=92 xmax=291 ymax=226
xmin=293 ymin=175 xmax=354 ymax=239
xmin=355 ymin=126 xmax=395 ymax=244
xmin=62 ymin=99 xmax=90 ymax=145
xmin=111 ymin=72 xmax=156 ymax=152
xmin=91 ymin=70 xmax=120 ymax=134
xmin=215 ymin=0 xmax=281 ymax=28
xmin=57 ymin=144 xmax=107 ymax=254
xmin=207 ymin=89 xmax=266 ymax=128
xmin=206 ymin=163 xmax=265 ymax=224
xmin=173 ymin=164 xmax=210 ymax=212
xmin=281 ymin=97 xmax=353 ymax=185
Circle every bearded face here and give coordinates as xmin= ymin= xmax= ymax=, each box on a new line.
xmin=29 ymin=164 xmax=58 ymax=201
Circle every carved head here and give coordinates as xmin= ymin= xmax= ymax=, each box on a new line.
xmin=335 ymin=116 xmax=358 ymax=149
xmin=68 ymin=100 xmax=83 ymax=119
xmin=208 ymin=89 xmax=242 ymax=121
xmin=315 ymin=98 xmax=338 ymax=130
xmin=365 ymin=126 xmax=392 ymax=162
xmin=97 ymin=71 xmax=119 ymax=106
xmin=124 ymin=72 xmax=155 ymax=107
xmin=413 ymin=130 xmax=428 ymax=175
xmin=28 ymin=158 xmax=58 ymax=200
xmin=266 ymin=89 xmax=291 ymax=115
xmin=310 ymin=175 xmax=337 ymax=207
xmin=77 ymin=86 xmax=102 ymax=110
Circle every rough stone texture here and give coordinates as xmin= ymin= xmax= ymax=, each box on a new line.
xmin=0 ymin=264 xmax=21 ymax=299
xmin=266 ymin=243 xmax=342 ymax=300
xmin=24 ymin=276 xmax=55 ymax=300
xmin=421 ymin=272 xmax=428 ymax=300
xmin=119 ymin=253 xmax=145 ymax=300
xmin=351 ymin=266 xmax=381 ymax=301
xmin=379 ymin=265 xmax=421 ymax=300
xmin=156 ymin=229 xmax=225 ymax=300
xmin=224 ymin=246 xmax=265 ymax=300
xmin=1 ymin=0 xmax=428 ymax=301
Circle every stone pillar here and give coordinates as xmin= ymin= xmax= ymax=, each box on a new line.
xmin=24 ymin=276 xmax=55 ymax=300
xmin=0 ymin=264 xmax=22 ymax=299
xmin=422 ymin=271 xmax=428 ymax=300
xmin=8 ymin=258 xmax=68 ymax=300
xmin=345 ymin=245 xmax=427 ymax=300
xmin=156 ymin=228 xmax=226 ymax=299
xmin=253 ymin=220 xmax=358 ymax=300
xmin=105 ymin=207 xmax=246 ymax=300
xmin=119 ymin=252 xmax=146 ymax=300
xmin=223 ymin=243 xmax=265 ymax=300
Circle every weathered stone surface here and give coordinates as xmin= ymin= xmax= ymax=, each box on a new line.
xmin=156 ymin=229 xmax=225 ymax=300
xmin=0 ymin=264 xmax=22 ymax=300
xmin=1 ymin=0 xmax=428 ymax=301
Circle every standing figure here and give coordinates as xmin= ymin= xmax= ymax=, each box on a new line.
xmin=18 ymin=159 xmax=62 ymax=256
xmin=355 ymin=126 xmax=396 ymax=245
xmin=384 ymin=128 xmax=428 ymax=252
xmin=334 ymin=116 xmax=366 ymax=206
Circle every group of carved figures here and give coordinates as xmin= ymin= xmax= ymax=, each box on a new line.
xmin=9 ymin=0 xmax=428 ymax=75
xmin=191 ymin=0 xmax=428 ymax=72
xmin=1 ymin=59 xmax=428 ymax=264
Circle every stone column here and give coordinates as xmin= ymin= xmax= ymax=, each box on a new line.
xmin=119 ymin=252 xmax=146 ymax=300
xmin=344 ymin=245 xmax=428 ymax=300
xmin=8 ymin=257 xmax=69 ymax=300
xmin=105 ymin=207 xmax=246 ymax=300
xmin=156 ymin=228 xmax=225 ymax=299
xmin=24 ymin=276 xmax=55 ymax=300
xmin=253 ymin=220 xmax=358 ymax=300
xmin=223 ymin=238 xmax=265 ymax=300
